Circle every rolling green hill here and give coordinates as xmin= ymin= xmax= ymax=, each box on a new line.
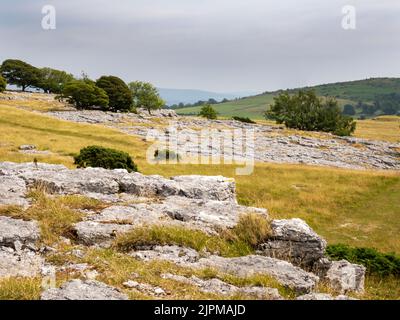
xmin=175 ymin=78 xmax=400 ymax=119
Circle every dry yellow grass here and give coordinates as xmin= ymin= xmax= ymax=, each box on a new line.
xmin=0 ymin=92 xmax=68 ymax=112
xmin=0 ymin=277 xmax=42 ymax=300
xmin=355 ymin=116 xmax=400 ymax=142
xmin=1 ymin=104 xmax=399 ymax=254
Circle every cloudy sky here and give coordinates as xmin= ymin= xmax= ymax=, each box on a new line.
xmin=0 ymin=0 xmax=399 ymax=92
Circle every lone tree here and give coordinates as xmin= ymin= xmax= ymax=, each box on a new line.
xmin=199 ymin=104 xmax=218 ymax=120
xmin=38 ymin=68 xmax=74 ymax=94
xmin=0 ymin=75 xmax=6 ymax=92
xmin=0 ymin=59 xmax=41 ymax=91
xmin=57 ymin=80 xmax=109 ymax=109
xmin=96 ymin=76 xmax=133 ymax=112
xmin=128 ymin=81 xmax=165 ymax=114
xmin=265 ymin=90 xmax=356 ymax=136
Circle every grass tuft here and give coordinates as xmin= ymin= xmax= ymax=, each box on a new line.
xmin=0 ymin=277 xmax=42 ymax=300
xmin=222 ymin=213 xmax=272 ymax=247
xmin=114 ymin=214 xmax=271 ymax=257
xmin=113 ymin=224 xmax=253 ymax=257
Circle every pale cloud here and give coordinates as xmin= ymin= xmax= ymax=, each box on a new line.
xmin=0 ymin=0 xmax=399 ymax=92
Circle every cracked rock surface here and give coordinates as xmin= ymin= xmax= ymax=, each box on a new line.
xmin=41 ymin=279 xmax=128 ymax=300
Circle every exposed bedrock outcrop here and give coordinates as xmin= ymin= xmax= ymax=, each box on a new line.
xmin=258 ymin=218 xmax=327 ymax=269
xmin=0 ymin=162 xmax=236 ymax=202
xmin=0 ymin=247 xmax=44 ymax=278
xmin=41 ymin=279 xmax=128 ymax=300
xmin=161 ymin=273 xmax=282 ymax=300
xmin=0 ymin=161 xmax=367 ymax=299
xmin=325 ymin=260 xmax=366 ymax=294
xmin=73 ymin=196 xmax=267 ymax=246
xmin=132 ymin=245 xmax=319 ymax=294
xmin=0 ymin=216 xmax=40 ymax=249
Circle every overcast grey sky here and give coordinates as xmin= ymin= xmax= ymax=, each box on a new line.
xmin=0 ymin=0 xmax=399 ymax=92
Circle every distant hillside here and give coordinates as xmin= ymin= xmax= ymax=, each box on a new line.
xmin=176 ymin=78 xmax=400 ymax=119
xmin=158 ymin=88 xmax=256 ymax=106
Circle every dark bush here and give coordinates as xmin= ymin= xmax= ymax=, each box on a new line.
xmin=1 ymin=59 xmax=41 ymax=91
xmin=57 ymin=80 xmax=109 ymax=109
xmin=265 ymin=90 xmax=356 ymax=136
xmin=96 ymin=76 xmax=133 ymax=112
xmin=74 ymin=146 xmax=138 ymax=172
xmin=0 ymin=75 xmax=6 ymax=92
xmin=199 ymin=104 xmax=218 ymax=120
xmin=326 ymin=244 xmax=400 ymax=277
xmin=232 ymin=116 xmax=256 ymax=124
xmin=38 ymin=68 xmax=74 ymax=94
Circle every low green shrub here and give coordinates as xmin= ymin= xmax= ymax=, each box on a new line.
xmin=232 ymin=116 xmax=256 ymax=124
xmin=326 ymin=244 xmax=400 ymax=277
xmin=199 ymin=104 xmax=218 ymax=120
xmin=74 ymin=145 xmax=138 ymax=172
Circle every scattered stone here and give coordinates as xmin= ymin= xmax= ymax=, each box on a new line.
xmin=197 ymin=255 xmax=319 ymax=294
xmin=19 ymin=145 xmax=36 ymax=151
xmin=0 ymin=247 xmax=44 ymax=277
xmin=137 ymin=108 xmax=178 ymax=118
xmin=88 ymin=197 xmax=267 ymax=237
xmin=45 ymin=110 xmax=400 ymax=170
xmin=0 ymin=162 xmax=237 ymax=203
xmin=123 ymin=280 xmax=166 ymax=296
xmin=325 ymin=260 xmax=366 ymax=294
xmin=73 ymin=221 xmax=133 ymax=247
xmin=158 ymin=196 xmax=266 ymax=234
xmin=296 ymin=293 xmax=357 ymax=300
xmin=0 ymin=216 xmax=40 ymax=249
xmin=85 ymin=270 xmax=100 ymax=280
xmin=59 ymin=263 xmax=91 ymax=273
xmin=41 ymin=279 xmax=128 ymax=300
xmin=133 ymin=246 xmax=318 ymax=294
xmin=132 ymin=245 xmax=202 ymax=265
xmin=161 ymin=273 xmax=282 ymax=300
xmin=0 ymin=176 xmax=29 ymax=207
xmin=70 ymin=249 xmax=85 ymax=258
xmin=258 ymin=218 xmax=326 ymax=268
xmin=171 ymin=176 xmax=236 ymax=202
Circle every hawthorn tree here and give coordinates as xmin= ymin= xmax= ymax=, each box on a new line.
xmin=96 ymin=76 xmax=133 ymax=112
xmin=38 ymin=68 xmax=74 ymax=94
xmin=265 ymin=90 xmax=356 ymax=136
xmin=57 ymin=80 xmax=109 ymax=109
xmin=0 ymin=59 xmax=41 ymax=91
xmin=129 ymin=81 xmax=165 ymax=114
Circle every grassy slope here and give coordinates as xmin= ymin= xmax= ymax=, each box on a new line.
xmin=176 ymin=78 xmax=400 ymax=119
xmin=0 ymin=102 xmax=399 ymax=299
xmin=0 ymin=103 xmax=399 ymax=254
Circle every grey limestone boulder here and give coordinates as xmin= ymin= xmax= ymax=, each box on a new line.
xmin=325 ymin=260 xmax=366 ymax=294
xmin=259 ymin=218 xmax=326 ymax=268
xmin=41 ymin=279 xmax=128 ymax=300
xmin=0 ymin=216 xmax=40 ymax=248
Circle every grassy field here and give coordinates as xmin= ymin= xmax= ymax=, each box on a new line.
xmin=355 ymin=116 xmax=400 ymax=143
xmin=0 ymin=102 xmax=399 ymax=299
xmin=0 ymin=103 xmax=399 ymax=254
xmin=176 ymin=78 xmax=400 ymax=119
